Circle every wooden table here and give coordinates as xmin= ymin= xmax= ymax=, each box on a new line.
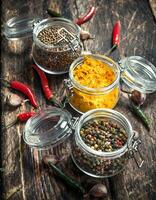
xmin=1 ymin=0 xmax=156 ymax=199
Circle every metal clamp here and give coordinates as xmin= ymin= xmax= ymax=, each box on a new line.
xmin=118 ymin=59 xmax=126 ymax=72
xmin=57 ymin=79 xmax=73 ymax=108
xmin=57 ymin=27 xmax=80 ymax=52
xmin=128 ymin=131 xmax=144 ymax=168
xmin=33 ymin=19 xmax=42 ymax=28
xmin=70 ymin=117 xmax=79 ymax=129
xmin=64 ymin=79 xmax=73 ymax=97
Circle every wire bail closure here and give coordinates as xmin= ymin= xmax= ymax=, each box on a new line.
xmin=57 ymin=27 xmax=81 ymax=52
xmin=70 ymin=117 xmax=79 ymax=130
xmin=118 ymin=60 xmax=125 ymax=72
xmin=58 ymin=79 xmax=73 ymax=108
xmin=128 ymin=131 xmax=144 ymax=168
xmin=64 ymin=79 xmax=73 ymax=98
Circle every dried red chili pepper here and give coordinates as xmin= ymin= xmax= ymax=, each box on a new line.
xmin=75 ymin=6 xmax=96 ymax=25
xmin=10 ymin=81 xmax=38 ymax=108
xmin=32 ymin=64 xmax=52 ymax=100
xmin=105 ymin=20 xmax=121 ymax=56
xmin=17 ymin=112 xmax=36 ymax=122
xmin=3 ymin=111 xmax=36 ymax=131
xmin=32 ymin=65 xmax=60 ymax=107
xmin=112 ymin=20 xmax=121 ymax=47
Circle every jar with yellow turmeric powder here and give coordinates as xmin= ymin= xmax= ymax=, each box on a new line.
xmin=65 ymin=54 xmax=120 ymax=113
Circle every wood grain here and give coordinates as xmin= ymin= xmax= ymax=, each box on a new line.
xmin=149 ymin=0 xmax=156 ymax=20
xmin=1 ymin=0 xmax=156 ymax=200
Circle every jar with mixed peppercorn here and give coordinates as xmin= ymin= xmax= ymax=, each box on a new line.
xmin=71 ymin=108 xmax=144 ymax=178
xmin=23 ymin=107 xmax=143 ymax=177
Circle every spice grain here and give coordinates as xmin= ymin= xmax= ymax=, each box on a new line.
xmin=70 ymin=56 xmax=119 ymax=112
xmin=33 ymin=25 xmax=81 ymax=73
xmin=80 ymin=119 xmax=127 ymax=151
xmin=72 ymin=118 xmax=128 ymax=177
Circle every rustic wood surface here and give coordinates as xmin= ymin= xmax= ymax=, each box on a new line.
xmin=1 ymin=0 xmax=156 ymax=200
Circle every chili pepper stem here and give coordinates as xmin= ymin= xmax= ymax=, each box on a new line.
xmin=3 ymin=112 xmax=36 ymax=131
xmin=50 ymin=97 xmax=63 ymax=108
xmin=104 ymin=44 xmax=117 ymax=56
xmin=21 ymin=99 xmax=30 ymax=106
xmin=47 ymin=161 xmax=85 ymax=194
xmin=121 ymin=88 xmax=132 ymax=94
xmin=46 ymin=9 xmax=61 ymax=17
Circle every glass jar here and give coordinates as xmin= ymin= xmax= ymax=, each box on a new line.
xmin=3 ymin=16 xmax=82 ymax=74
xmin=71 ymin=108 xmax=144 ymax=178
xmin=64 ymin=54 xmax=120 ymax=114
xmin=32 ymin=18 xmax=82 ymax=74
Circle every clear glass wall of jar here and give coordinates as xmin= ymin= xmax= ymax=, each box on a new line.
xmin=120 ymin=56 xmax=156 ymax=93
xmin=71 ymin=109 xmax=141 ymax=178
xmin=66 ymin=54 xmax=120 ymax=113
xmin=32 ymin=18 xmax=82 ymax=74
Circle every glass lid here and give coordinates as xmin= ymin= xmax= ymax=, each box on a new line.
xmin=119 ymin=56 xmax=156 ymax=93
xmin=3 ymin=15 xmax=42 ymax=39
xmin=23 ymin=107 xmax=72 ymax=149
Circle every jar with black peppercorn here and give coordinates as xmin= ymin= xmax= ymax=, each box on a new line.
xmin=3 ymin=16 xmax=82 ymax=74
xmin=32 ymin=18 xmax=82 ymax=74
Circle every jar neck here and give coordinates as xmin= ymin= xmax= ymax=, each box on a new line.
xmin=69 ymin=54 xmax=120 ymax=95
xmin=75 ymin=108 xmax=133 ymax=159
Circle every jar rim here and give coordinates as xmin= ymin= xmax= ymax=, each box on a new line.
xmin=75 ymin=108 xmax=133 ymax=158
xmin=3 ymin=15 xmax=42 ymax=39
xmin=69 ymin=54 xmax=120 ymax=94
xmin=33 ymin=17 xmax=81 ymax=51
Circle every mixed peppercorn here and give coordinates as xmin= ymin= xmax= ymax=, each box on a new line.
xmin=80 ymin=119 xmax=128 ymax=152
xmin=71 ymin=118 xmax=129 ymax=177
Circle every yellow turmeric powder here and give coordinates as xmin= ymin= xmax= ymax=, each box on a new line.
xmin=69 ymin=56 xmax=120 ymax=113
